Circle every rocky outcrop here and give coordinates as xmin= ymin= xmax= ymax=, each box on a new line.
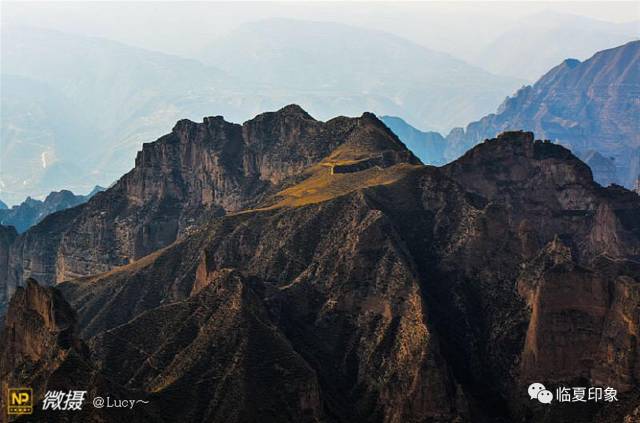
xmin=0 ymin=130 xmax=631 ymax=422
xmin=5 ymin=106 xmax=418 ymax=296
xmin=0 ymin=278 xmax=79 ymax=371
xmin=517 ymin=238 xmax=640 ymax=391
xmin=0 ymin=187 xmax=104 ymax=233
xmin=0 ymin=279 xmax=155 ymax=423
xmin=445 ymin=41 xmax=640 ymax=189
xmin=0 ymin=278 xmax=86 ymax=421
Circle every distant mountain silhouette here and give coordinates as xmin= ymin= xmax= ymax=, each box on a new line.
xmin=1 ymin=24 xmax=521 ymax=205
xmin=201 ymin=18 xmax=523 ymax=133
xmin=472 ymin=11 xmax=639 ymax=81
xmin=1 ymin=27 xmax=234 ymax=206
xmin=0 ymin=186 xmax=104 ymax=233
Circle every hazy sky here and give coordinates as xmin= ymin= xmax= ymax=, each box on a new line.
xmin=1 ymin=1 xmax=638 ymax=205
xmin=3 ymin=1 xmax=638 ymax=59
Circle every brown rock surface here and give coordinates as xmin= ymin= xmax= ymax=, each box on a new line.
xmin=4 ymin=105 xmax=417 ymax=296
xmin=1 ymin=112 xmax=638 ymax=422
xmin=0 ymin=278 xmax=158 ymax=423
xmin=0 ymin=225 xmax=17 ymax=316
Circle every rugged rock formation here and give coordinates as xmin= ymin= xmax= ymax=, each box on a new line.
xmin=4 ymin=106 xmax=417 ymax=297
xmin=1 ymin=108 xmax=638 ymax=422
xmin=0 ymin=187 xmax=104 ymax=233
xmin=0 ymin=279 xmax=84 ymax=405
xmin=441 ymin=133 xmax=640 ymax=419
xmin=445 ymin=41 xmax=640 ymax=189
xmin=0 ymin=279 xmax=155 ymax=423
xmin=0 ymin=225 xmax=17 ymax=317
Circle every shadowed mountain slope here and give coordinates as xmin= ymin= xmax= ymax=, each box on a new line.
xmin=1 ymin=119 xmax=638 ymax=422
xmin=2 ymin=106 xmax=418 ymax=310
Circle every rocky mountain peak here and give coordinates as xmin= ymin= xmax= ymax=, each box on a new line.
xmin=276 ymin=103 xmax=315 ymax=119
xmin=5 ymin=106 xmax=418 ymax=289
xmin=455 ymin=130 xmax=587 ymax=170
xmin=495 ymin=129 xmax=534 ymax=142
xmin=43 ymin=189 xmax=77 ymax=203
xmin=0 ymin=278 xmax=111 ymax=422
xmin=29 ymin=128 xmax=636 ymax=423
xmin=0 ymin=188 xmax=98 ymax=234
xmin=443 ymin=131 xmax=604 ymax=225
xmin=562 ymin=57 xmax=581 ymax=68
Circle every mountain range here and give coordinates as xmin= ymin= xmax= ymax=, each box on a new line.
xmin=1 ymin=20 xmax=525 ymax=206
xmin=447 ymin=40 xmax=640 ymax=188
xmin=0 ymin=186 xmax=103 ymax=233
xmin=385 ymin=41 xmax=639 ymax=189
xmin=1 ymin=27 xmax=235 ymax=206
xmin=1 ymin=106 xmax=639 ymax=422
xmin=200 ymin=18 xmax=523 ymax=132
xmin=469 ymin=11 xmax=638 ymax=81
xmin=3 ymin=16 xmax=637 ymax=205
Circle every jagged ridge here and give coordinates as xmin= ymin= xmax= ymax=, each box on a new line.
xmin=2 ymin=125 xmax=638 ymax=422
xmin=3 ymin=105 xmax=418 ymax=297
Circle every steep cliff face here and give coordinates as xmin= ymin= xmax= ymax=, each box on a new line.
xmin=0 ymin=279 xmax=157 ymax=423
xmin=445 ymin=41 xmax=640 ymax=188
xmin=5 ymin=105 xmax=417 ymax=294
xmin=438 ymin=132 xmax=640 ymax=421
xmin=0 ymin=279 xmax=86 ymax=420
xmin=0 ymin=278 xmax=79 ymax=378
xmin=2 ymin=131 xmax=629 ymax=422
xmin=0 ymin=225 xmax=17 ymax=316
xmin=61 ymin=179 xmax=469 ymax=423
